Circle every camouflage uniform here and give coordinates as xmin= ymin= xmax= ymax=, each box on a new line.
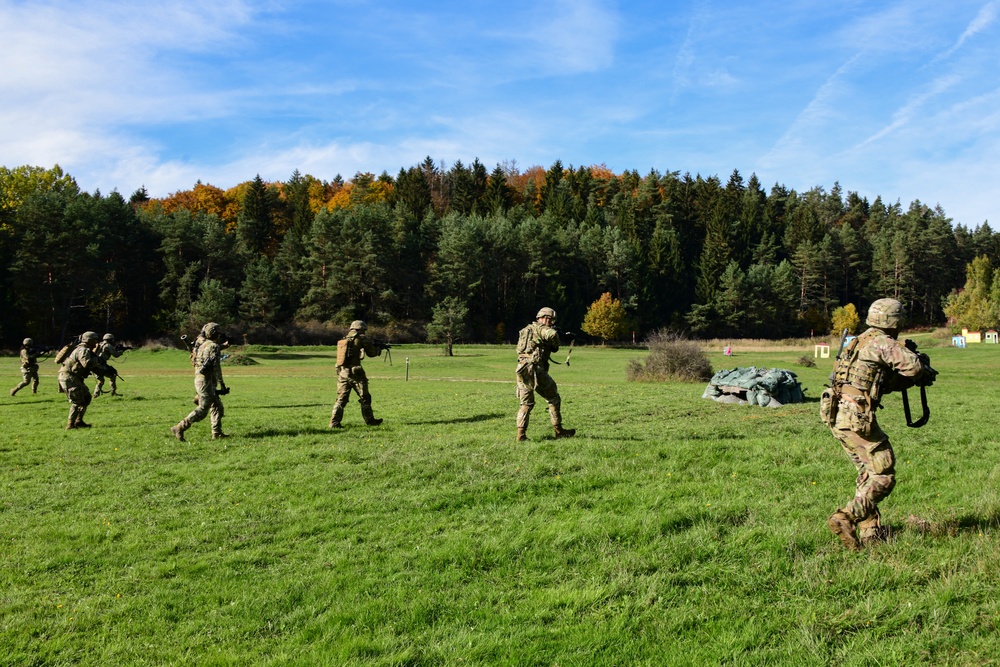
xmin=515 ymin=307 xmax=575 ymax=441
xmin=824 ymin=298 xmax=934 ymax=550
xmin=10 ymin=339 xmax=40 ymax=396
xmin=58 ymin=332 xmax=111 ymax=429
xmin=171 ymin=323 xmax=227 ymax=441
xmin=330 ymin=320 xmax=383 ymax=427
xmin=94 ymin=334 xmax=124 ymax=396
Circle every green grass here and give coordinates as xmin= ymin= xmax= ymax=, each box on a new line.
xmin=2 ymin=340 xmax=999 ymax=665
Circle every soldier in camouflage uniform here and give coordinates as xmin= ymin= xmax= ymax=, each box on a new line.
xmin=171 ymin=322 xmax=228 ymax=441
xmin=58 ymin=331 xmax=114 ymax=429
xmin=10 ymin=338 xmax=40 ymax=396
xmin=93 ymin=333 xmax=125 ymax=396
xmin=515 ymin=307 xmax=575 ymax=441
xmin=329 ymin=320 xmax=385 ymax=428
xmin=824 ymin=298 xmax=936 ymax=550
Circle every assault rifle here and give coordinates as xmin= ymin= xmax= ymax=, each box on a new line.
xmin=828 ymin=328 xmax=850 ymax=385
xmin=901 ymin=339 xmax=938 ymax=428
xmin=372 ymin=338 xmax=394 ymax=365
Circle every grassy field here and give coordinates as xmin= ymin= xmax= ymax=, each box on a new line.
xmin=2 ymin=337 xmax=999 ymax=666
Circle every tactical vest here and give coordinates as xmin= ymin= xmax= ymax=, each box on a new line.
xmin=833 ymin=329 xmax=885 ymax=404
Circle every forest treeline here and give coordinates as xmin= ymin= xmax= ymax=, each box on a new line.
xmin=1 ymin=159 xmax=998 ymax=347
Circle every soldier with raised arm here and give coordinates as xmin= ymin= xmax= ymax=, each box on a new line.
xmin=515 ymin=307 xmax=575 ymax=441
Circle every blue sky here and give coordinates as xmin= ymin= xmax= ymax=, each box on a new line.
xmin=2 ymin=0 xmax=998 ymax=228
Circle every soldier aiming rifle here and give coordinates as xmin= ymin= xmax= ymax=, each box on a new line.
xmin=329 ymin=320 xmax=386 ymax=428
xmin=94 ymin=333 xmax=128 ymax=396
xmin=10 ymin=337 xmax=51 ymax=396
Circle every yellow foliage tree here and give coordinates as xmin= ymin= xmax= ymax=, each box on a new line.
xmin=830 ymin=303 xmax=861 ymax=337
xmin=582 ymin=292 xmax=628 ymax=345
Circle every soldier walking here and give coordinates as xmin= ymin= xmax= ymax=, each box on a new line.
xmin=171 ymin=322 xmax=229 ymax=441
xmin=58 ymin=331 xmax=114 ymax=429
xmin=824 ymin=298 xmax=936 ymax=550
xmin=94 ymin=333 xmax=125 ymax=396
xmin=10 ymin=338 xmax=40 ymax=396
xmin=329 ymin=320 xmax=385 ymax=428
xmin=515 ymin=307 xmax=575 ymax=441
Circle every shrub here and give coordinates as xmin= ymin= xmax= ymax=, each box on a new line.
xmin=627 ymin=330 xmax=713 ymax=382
xmin=797 ymin=355 xmax=817 ymax=368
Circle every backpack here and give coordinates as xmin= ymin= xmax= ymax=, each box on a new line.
xmin=53 ymin=343 xmax=74 ymax=364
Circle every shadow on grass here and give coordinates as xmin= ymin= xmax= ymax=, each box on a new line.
xmin=885 ymin=510 xmax=1000 ymax=541
xmin=260 ymin=403 xmax=328 ymax=410
xmin=246 ymin=353 xmax=335 ymax=361
xmin=406 ymin=412 xmax=505 ymax=425
xmin=240 ymin=427 xmax=336 ymax=439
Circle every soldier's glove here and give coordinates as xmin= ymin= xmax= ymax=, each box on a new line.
xmin=563 ymin=332 xmax=576 ymax=342
xmin=217 ymin=386 xmax=231 ymax=396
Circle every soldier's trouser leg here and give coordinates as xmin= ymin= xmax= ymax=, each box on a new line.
xmin=210 ymin=398 xmax=224 ymax=436
xmin=516 ymin=389 xmax=534 ymax=430
xmin=95 ymin=375 xmax=105 ymax=396
xmin=11 ymin=379 xmax=29 ymax=395
xmin=835 ymin=429 xmax=895 ymax=539
xmin=355 ymin=379 xmax=380 ymax=425
xmin=184 ymin=379 xmax=222 ymax=434
xmin=331 ymin=382 xmax=351 ymax=426
xmin=533 ymin=370 xmax=564 ymax=428
xmin=66 ymin=381 xmax=92 ymax=427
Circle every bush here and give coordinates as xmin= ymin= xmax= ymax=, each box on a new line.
xmin=797 ymin=355 xmax=817 ymax=368
xmin=223 ymin=353 xmax=259 ymax=366
xmin=627 ymin=330 xmax=713 ymax=382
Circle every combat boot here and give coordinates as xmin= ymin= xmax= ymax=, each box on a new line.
xmin=9 ymin=388 xmax=17 ymax=397
xmin=516 ymin=427 xmax=527 ymax=441
xmin=828 ymin=511 xmax=860 ymax=551
xmin=171 ymin=420 xmax=189 ymax=442
xmin=212 ymin=432 xmax=229 ymax=440
xmin=361 ymin=403 xmax=382 ymax=426
xmin=76 ymin=421 xmax=92 ymax=428
xmin=66 ymin=420 xmax=77 ymax=430
xmin=554 ymin=425 xmax=576 ymax=439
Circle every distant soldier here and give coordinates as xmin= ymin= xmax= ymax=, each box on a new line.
xmin=58 ymin=331 xmax=114 ymax=429
xmin=171 ymin=322 xmax=228 ymax=441
xmin=824 ymin=298 xmax=937 ymax=550
xmin=10 ymin=338 xmax=40 ymax=396
xmin=93 ymin=333 xmax=125 ymax=396
xmin=329 ymin=320 xmax=385 ymax=428
xmin=515 ymin=307 xmax=575 ymax=441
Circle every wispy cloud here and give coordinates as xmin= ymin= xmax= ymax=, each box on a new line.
xmin=852 ymin=74 xmax=962 ymax=150
xmin=938 ymin=0 xmax=998 ymax=59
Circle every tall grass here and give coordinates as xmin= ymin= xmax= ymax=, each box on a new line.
xmin=2 ymin=341 xmax=998 ymax=665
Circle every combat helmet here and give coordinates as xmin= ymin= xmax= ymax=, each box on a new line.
xmin=866 ymin=298 xmax=905 ymax=330
xmin=536 ymin=307 xmax=557 ymax=321
xmin=81 ymin=331 xmax=101 ymax=345
xmin=349 ymin=320 xmax=367 ymax=332
xmin=103 ymin=333 xmax=115 ymax=342
xmin=201 ymin=322 xmax=221 ymax=340
xmin=23 ymin=338 xmax=33 ymax=347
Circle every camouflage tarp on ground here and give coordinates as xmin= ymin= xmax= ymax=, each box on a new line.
xmin=702 ymin=366 xmax=805 ymax=407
